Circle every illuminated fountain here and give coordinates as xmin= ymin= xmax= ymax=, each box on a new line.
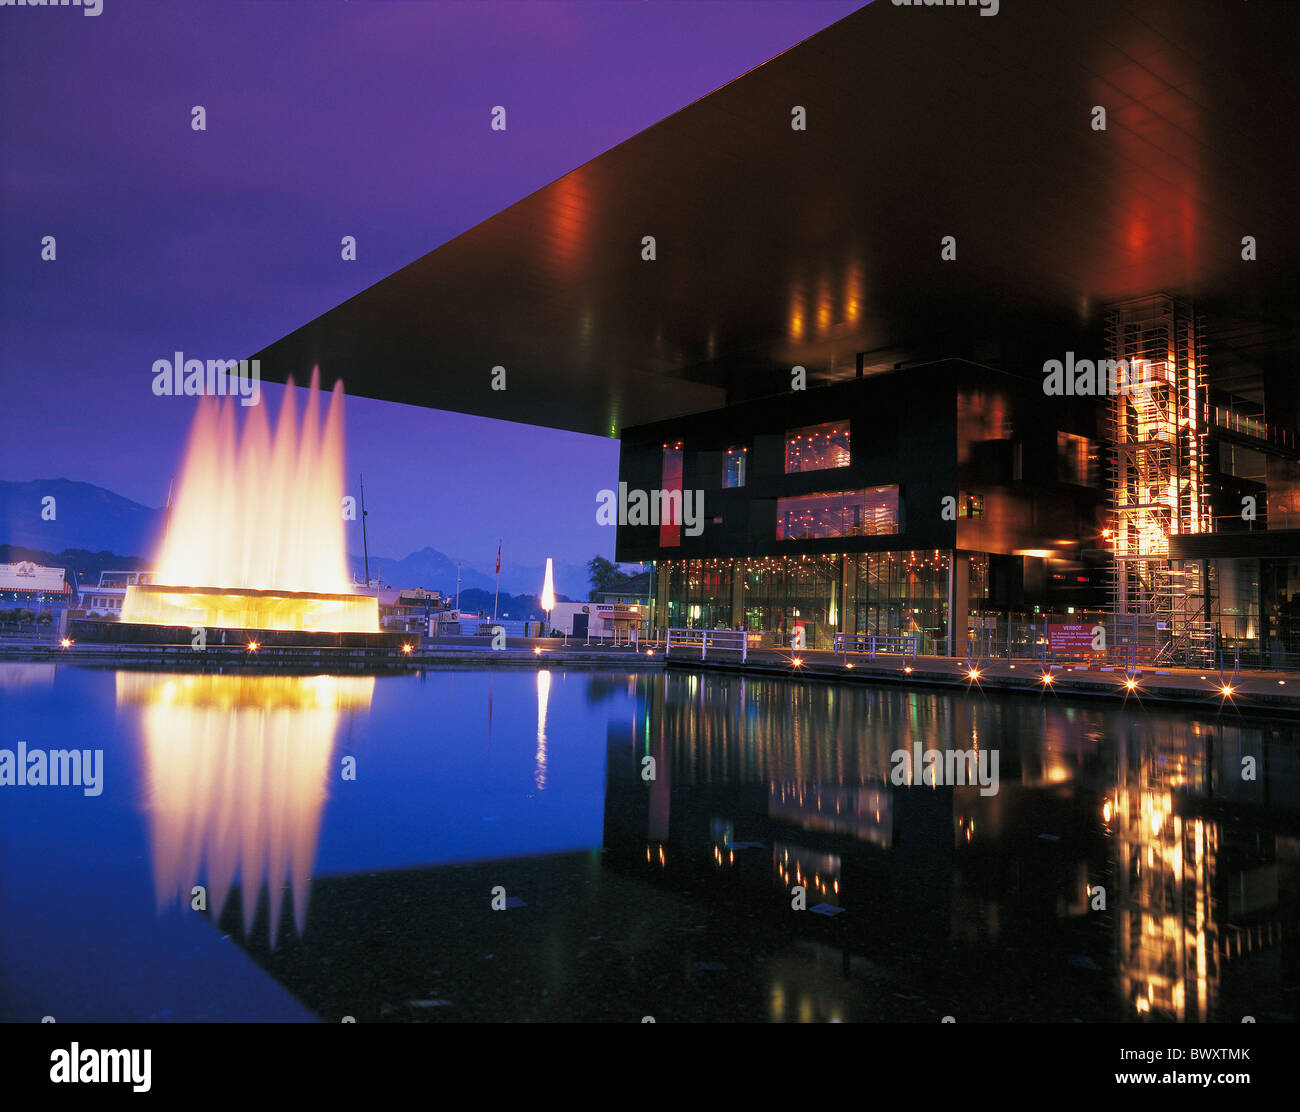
xmin=121 ymin=369 xmax=378 ymax=634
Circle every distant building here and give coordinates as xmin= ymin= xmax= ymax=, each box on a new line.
xmin=0 ymin=561 xmax=76 ymax=606
xmin=370 ymin=587 xmax=442 ymax=632
xmin=595 ymin=571 xmax=652 ymax=608
xmin=548 ymin=600 xmax=646 ymax=640
xmin=77 ymin=570 xmax=155 ymax=619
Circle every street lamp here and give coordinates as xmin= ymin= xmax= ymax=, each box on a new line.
xmin=541 ymin=557 xmax=555 ymax=637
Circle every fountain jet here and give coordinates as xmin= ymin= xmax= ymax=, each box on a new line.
xmin=122 ymin=370 xmax=378 ymax=633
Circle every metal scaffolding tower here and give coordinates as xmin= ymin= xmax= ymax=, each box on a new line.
xmin=1105 ymin=294 xmax=1212 ymax=663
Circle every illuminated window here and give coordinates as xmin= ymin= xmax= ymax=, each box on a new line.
xmin=958 ymin=493 xmax=983 ymax=518
xmin=660 ymin=443 xmax=683 ymax=547
xmin=776 ymin=487 xmax=899 ymax=540
xmin=723 ymin=447 xmax=747 ymax=488
xmin=785 ymin=420 xmax=850 ymax=473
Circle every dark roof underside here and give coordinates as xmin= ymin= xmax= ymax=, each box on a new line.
xmin=252 ymin=0 xmax=1300 ymax=438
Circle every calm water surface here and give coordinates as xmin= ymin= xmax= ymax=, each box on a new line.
xmin=1 ymin=662 xmax=1297 ymax=1022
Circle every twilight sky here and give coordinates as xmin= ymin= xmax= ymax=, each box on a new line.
xmin=0 ymin=0 xmax=864 ymax=572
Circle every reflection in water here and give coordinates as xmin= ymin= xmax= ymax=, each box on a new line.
xmin=45 ymin=666 xmax=1296 ymax=1022
xmin=535 ymin=669 xmax=550 ymax=792
xmin=0 ymin=662 xmax=56 ymax=690
xmin=1113 ymin=733 xmax=1218 ymax=1021
xmin=605 ymin=672 xmax=1300 ymax=1021
xmin=115 ymin=672 xmax=374 ymax=945
xmin=770 ymin=783 xmax=891 ymax=847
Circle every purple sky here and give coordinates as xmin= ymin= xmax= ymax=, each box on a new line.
xmin=0 ymin=0 xmax=864 ymax=570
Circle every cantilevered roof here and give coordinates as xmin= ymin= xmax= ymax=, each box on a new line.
xmin=252 ymin=0 xmax=1300 ymax=438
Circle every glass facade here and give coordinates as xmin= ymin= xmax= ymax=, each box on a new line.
xmin=741 ymin=555 xmax=842 ymax=648
xmin=723 ymin=447 xmax=747 ymax=488
xmin=659 ymin=551 xmax=951 ymax=652
xmin=845 ymin=550 xmax=948 ymax=654
xmin=784 ymin=420 xmax=850 ymax=473
xmin=1261 ymin=556 xmax=1300 ymax=660
xmin=663 ymin=559 xmax=733 ymax=630
xmin=776 ymin=486 xmax=899 ymax=540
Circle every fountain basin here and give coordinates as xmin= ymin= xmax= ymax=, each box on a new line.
xmin=121 ymin=583 xmax=379 ymax=634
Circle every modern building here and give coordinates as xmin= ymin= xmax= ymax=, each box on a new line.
xmin=616 ymin=359 xmax=1105 ymax=651
xmin=251 ymin=1 xmax=1300 ymax=664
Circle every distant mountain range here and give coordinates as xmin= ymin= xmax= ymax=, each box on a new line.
xmin=0 ymin=479 xmax=165 ymax=557
xmin=0 ymin=479 xmax=606 ymax=599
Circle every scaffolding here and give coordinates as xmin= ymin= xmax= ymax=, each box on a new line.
xmin=1105 ymin=294 xmax=1212 ymax=663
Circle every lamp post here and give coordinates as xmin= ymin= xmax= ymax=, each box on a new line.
xmin=541 ymin=557 xmax=555 ymax=638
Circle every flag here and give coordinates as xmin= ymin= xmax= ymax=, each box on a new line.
xmin=495 ymin=542 xmax=501 ymax=575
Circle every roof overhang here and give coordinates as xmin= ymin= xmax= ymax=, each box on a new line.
xmin=251 ymin=0 xmax=1300 ymax=437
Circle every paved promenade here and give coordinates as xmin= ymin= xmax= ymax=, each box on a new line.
xmin=6 ymin=632 xmax=1300 ymax=715
xmin=664 ymin=643 xmax=1300 ymax=716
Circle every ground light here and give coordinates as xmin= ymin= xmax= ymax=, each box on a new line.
xmin=967 ymin=668 xmax=981 ymax=681
xmin=792 ymin=657 xmax=803 ymax=668
xmin=401 ymin=643 xmax=412 ymax=655
xmin=1039 ymin=672 xmax=1054 ymax=685
xmin=247 ymin=641 xmax=259 ymax=652
xmin=59 ymin=638 xmax=73 ymax=649
xmin=533 ymin=647 xmax=542 ymax=656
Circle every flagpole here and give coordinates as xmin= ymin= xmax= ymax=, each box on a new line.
xmin=359 ymin=473 xmax=371 ymax=589
xmin=492 ymin=539 xmax=501 ymax=626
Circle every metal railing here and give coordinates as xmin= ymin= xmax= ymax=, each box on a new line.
xmin=1212 ymin=406 xmax=1299 ymax=451
xmin=833 ymin=632 xmax=918 ymax=659
xmin=963 ymin=613 xmax=1300 ymax=674
xmin=665 ymin=627 xmax=748 ymax=662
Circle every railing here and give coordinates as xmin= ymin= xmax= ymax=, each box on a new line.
xmin=1206 ymin=511 xmax=1296 ymax=531
xmin=1212 ymin=406 xmax=1299 ymax=452
xmin=962 ymin=612 xmax=1300 ymax=674
xmin=665 ymin=627 xmax=747 ymax=663
xmin=833 ymin=632 xmax=918 ymax=660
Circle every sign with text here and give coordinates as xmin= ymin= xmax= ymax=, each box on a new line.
xmin=1049 ymin=624 xmax=1103 ymax=654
